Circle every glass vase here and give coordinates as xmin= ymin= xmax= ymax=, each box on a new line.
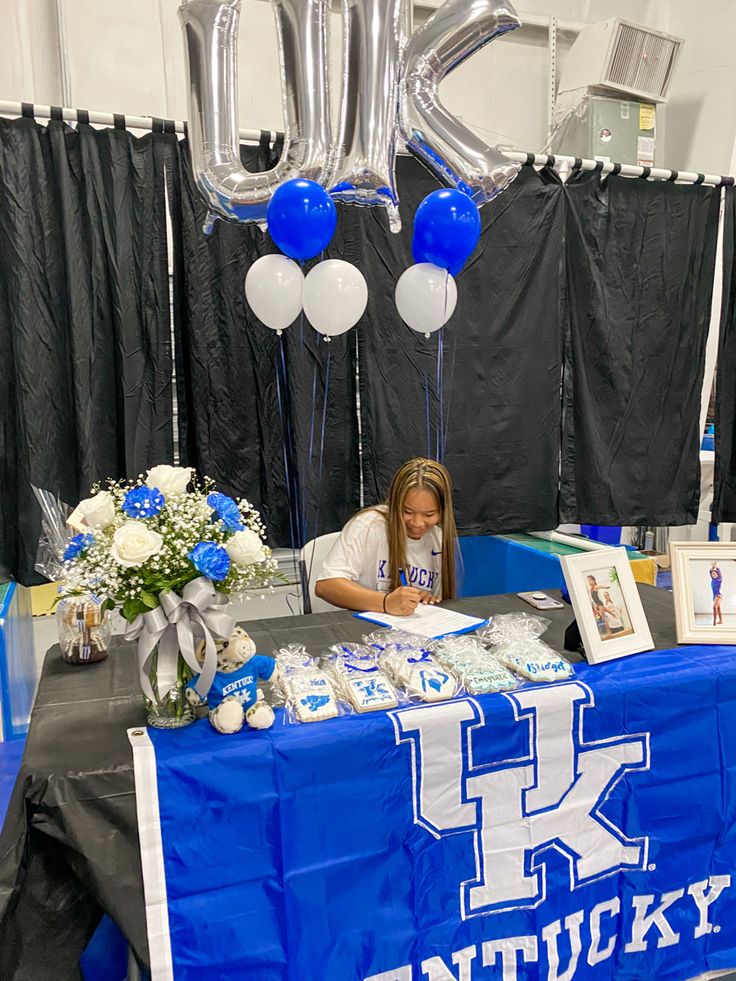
xmin=144 ymin=646 xmax=195 ymax=729
xmin=56 ymin=595 xmax=112 ymax=666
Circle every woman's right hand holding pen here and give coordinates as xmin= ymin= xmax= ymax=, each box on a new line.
xmin=385 ymin=586 xmax=437 ymax=615
xmin=385 ymin=586 xmax=422 ymax=615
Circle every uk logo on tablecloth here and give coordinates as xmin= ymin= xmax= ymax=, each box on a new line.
xmin=392 ymin=682 xmax=651 ymax=918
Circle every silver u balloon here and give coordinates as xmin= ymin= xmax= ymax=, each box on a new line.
xmin=399 ymin=0 xmax=522 ymax=205
xmin=179 ymin=0 xmax=332 ymax=227
xmin=329 ymin=0 xmax=404 ymax=233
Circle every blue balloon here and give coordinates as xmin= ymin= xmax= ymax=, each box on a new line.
xmin=412 ymin=189 xmax=482 ymax=276
xmin=267 ymin=179 xmax=337 ymax=260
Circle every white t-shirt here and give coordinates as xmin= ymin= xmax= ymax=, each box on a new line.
xmin=605 ymin=604 xmax=623 ymax=630
xmin=317 ymin=508 xmax=443 ymax=596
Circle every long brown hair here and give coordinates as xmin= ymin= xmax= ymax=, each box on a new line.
xmin=377 ymin=457 xmax=457 ymax=600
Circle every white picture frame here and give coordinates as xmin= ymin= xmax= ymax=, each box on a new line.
xmin=670 ymin=541 xmax=736 ymax=644
xmin=560 ymin=547 xmax=654 ymax=664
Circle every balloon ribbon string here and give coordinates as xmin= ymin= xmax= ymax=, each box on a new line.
xmin=303 ymin=355 xmax=319 ymax=542
xmin=274 ymin=340 xmax=297 ymax=552
xmin=312 ymin=342 xmax=332 ymax=543
xmin=442 ymin=326 xmax=458 ymax=461
xmin=424 ymin=371 xmax=431 ymax=459
xmin=436 ymin=328 xmax=444 ymax=464
xmin=279 ymin=336 xmax=304 ymax=548
xmin=319 ymin=345 xmax=332 ymax=477
xmin=438 ymin=271 xmax=451 ymax=462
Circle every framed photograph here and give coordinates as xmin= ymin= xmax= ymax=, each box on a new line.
xmin=560 ymin=547 xmax=654 ymax=664
xmin=670 ymin=541 xmax=736 ymax=644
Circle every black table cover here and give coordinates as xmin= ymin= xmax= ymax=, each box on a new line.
xmin=0 ymin=589 xmax=678 ymax=980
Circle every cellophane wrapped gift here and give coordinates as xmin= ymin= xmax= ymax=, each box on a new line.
xmin=273 ymin=644 xmax=345 ymax=723
xmin=323 ymin=643 xmax=401 ymax=713
xmin=56 ymin=594 xmax=112 ymax=665
xmin=377 ymin=637 xmax=462 ymax=702
xmin=478 ymin=613 xmax=575 ymax=683
xmin=430 ymin=635 xmax=518 ymax=693
xmin=362 ymin=628 xmax=427 ymax=652
xmin=32 ymin=486 xmax=75 ymax=583
xmin=31 ymin=487 xmax=114 ymax=665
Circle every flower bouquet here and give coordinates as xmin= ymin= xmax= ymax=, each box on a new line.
xmin=60 ymin=465 xmax=278 ymax=727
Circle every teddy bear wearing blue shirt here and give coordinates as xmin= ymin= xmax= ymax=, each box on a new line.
xmin=186 ymin=626 xmax=279 ymax=734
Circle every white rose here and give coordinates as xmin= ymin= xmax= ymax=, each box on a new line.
xmin=111 ymin=522 xmax=164 ymax=568
xmin=145 ymin=465 xmax=192 ymax=497
xmin=67 ymin=491 xmax=116 ymax=532
xmin=226 ymin=529 xmax=266 ymax=567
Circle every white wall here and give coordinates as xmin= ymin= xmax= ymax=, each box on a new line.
xmin=1 ymin=1 xmax=61 ymax=106
xmin=0 ymin=0 xmax=575 ymax=153
xmin=660 ymin=1 xmax=736 ymax=176
xmin=0 ymin=0 xmax=733 ymax=175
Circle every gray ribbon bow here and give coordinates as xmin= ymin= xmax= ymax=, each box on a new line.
xmin=124 ymin=576 xmax=235 ymax=704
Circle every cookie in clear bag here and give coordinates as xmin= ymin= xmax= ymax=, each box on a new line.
xmin=430 ymin=635 xmax=518 ymax=693
xmin=380 ymin=643 xmax=461 ymax=702
xmin=323 ymin=643 xmax=400 ymax=712
xmin=285 ymin=670 xmax=340 ymax=722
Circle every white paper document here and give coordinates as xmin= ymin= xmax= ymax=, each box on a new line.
xmin=354 ymin=603 xmax=487 ymax=639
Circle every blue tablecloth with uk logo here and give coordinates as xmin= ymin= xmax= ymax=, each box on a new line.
xmin=130 ymin=643 xmax=736 ymax=981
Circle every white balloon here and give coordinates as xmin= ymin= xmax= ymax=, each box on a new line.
xmin=303 ymin=259 xmax=368 ymax=337
xmin=244 ymin=254 xmax=304 ymax=332
xmin=395 ymin=262 xmax=458 ymax=334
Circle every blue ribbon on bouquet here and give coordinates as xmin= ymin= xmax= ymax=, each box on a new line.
xmin=124 ymin=576 xmax=235 ymax=704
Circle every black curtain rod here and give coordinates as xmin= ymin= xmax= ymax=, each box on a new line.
xmin=2 ymin=101 xmax=733 ymax=187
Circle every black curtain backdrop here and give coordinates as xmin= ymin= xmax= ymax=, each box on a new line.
xmin=174 ymin=138 xmax=360 ymax=548
xmin=713 ymin=187 xmax=736 ymax=522
xmin=0 ymin=118 xmax=178 ymax=584
xmin=177 ymin=156 xmax=564 ymax=543
xmin=560 ymin=170 xmax=720 ymax=526
xmin=0 ymin=119 xmax=726 ymax=582
xmin=352 ymin=159 xmax=565 ymax=533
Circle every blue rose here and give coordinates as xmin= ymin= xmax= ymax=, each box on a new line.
xmin=188 ymin=541 xmax=231 ymax=581
xmin=122 ymin=485 xmax=165 ymax=519
xmin=207 ymin=492 xmax=244 ymax=532
xmin=63 ymin=533 xmax=95 ymax=561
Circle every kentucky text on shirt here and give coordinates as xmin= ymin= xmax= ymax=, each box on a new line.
xmin=377 ymin=560 xmax=438 ymax=591
xmin=221 ymin=675 xmax=255 ymax=698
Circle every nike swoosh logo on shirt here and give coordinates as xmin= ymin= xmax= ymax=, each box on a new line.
xmin=431 ymin=549 xmax=442 ymax=556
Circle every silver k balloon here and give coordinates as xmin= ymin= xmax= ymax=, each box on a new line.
xmin=179 ymin=0 xmax=333 ymax=228
xmin=179 ymin=0 xmax=522 ymax=230
xmin=399 ymin=0 xmax=522 ymax=205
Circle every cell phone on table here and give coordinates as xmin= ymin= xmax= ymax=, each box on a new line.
xmin=517 ymin=591 xmax=565 ymax=610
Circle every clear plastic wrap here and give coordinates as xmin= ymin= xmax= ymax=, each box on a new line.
xmin=478 ymin=613 xmax=575 ymax=683
xmin=361 ymin=628 xmax=428 ymax=651
xmin=379 ymin=639 xmax=462 ymax=702
xmin=481 ymin=612 xmax=551 ymax=641
xmin=430 ymin=635 xmax=518 ymax=694
xmin=272 ymin=643 xmax=314 ymax=670
xmin=323 ymin=643 xmax=402 ymax=713
xmin=272 ymin=645 xmax=346 ymax=723
xmin=32 ymin=486 xmax=75 ymax=581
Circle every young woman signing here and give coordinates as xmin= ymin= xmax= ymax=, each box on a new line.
xmin=315 ymin=458 xmax=458 ymax=615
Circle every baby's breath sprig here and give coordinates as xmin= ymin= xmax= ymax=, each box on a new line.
xmin=60 ymin=468 xmax=278 ymax=623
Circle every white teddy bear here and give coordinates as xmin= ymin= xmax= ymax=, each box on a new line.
xmin=185 ymin=627 xmax=279 ymax=734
